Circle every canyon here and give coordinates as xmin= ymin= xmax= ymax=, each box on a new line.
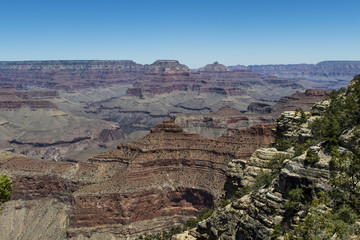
xmin=0 ymin=60 xmax=306 ymax=160
xmin=0 ymin=59 xmax=355 ymax=239
xmin=0 ymin=119 xmax=274 ymax=239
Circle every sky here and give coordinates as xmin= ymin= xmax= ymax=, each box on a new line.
xmin=1 ymin=0 xmax=359 ymax=68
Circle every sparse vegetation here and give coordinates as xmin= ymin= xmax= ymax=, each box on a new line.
xmin=294 ymin=139 xmax=315 ymax=157
xmin=284 ymin=188 xmax=304 ymax=211
xmin=304 ymin=148 xmax=320 ymax=165
xmin=234 ymin=171 xmax=274 ymax=199
xmin=271 ymin=223 xmax=283 ymax=240
xmin=267 ymin=153 xmax=289 ymax=175
xmin=273 ymin=137 xmax=295 ymax=151
xmin=218 ymin=198 xmax=230 ymax=208
xmin=299 ymin=109 xmax=307 ymax=124
xmin=282 ymin=75 xmax=360 ymax=239
xmin=286 ymin=196 xmax=360 ymax=240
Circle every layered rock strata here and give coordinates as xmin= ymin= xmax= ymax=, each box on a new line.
xmin=0 ymin=119 xmax=274 ymax=239
xmin=174 ymin=89 xmax=330 ymax=138
xmin=0 ymin=60 xmax=304 ymax=140
xmin=246 ymin=61 xmax=360 ymax=89
xmin=69 ymin=120 xmax=274 ymax=238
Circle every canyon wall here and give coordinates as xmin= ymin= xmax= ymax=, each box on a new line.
xmin=0 ymin=119 xmax=274 ymax=239
xmin=245 ymin=61 xmax=360 ymax=89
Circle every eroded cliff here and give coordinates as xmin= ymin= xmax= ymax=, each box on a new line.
xmin=0 ymin=119 xmax=274 ymax=239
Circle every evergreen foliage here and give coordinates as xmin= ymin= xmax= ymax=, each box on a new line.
xmin=0 ymin=174 xmax=12 ymax=213
xmin=234 ymin=171 xmax=274 ymax=199
xmin=285 ymin=75 xmax=360 ymax=239
xmin=284 ymin=188 xmax=304 ymax=211
xmin=304 ymin=149 xmax=320 ymax=165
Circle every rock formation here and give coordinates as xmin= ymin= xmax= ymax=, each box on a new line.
xmin=174 ymin=90 xmax=330 ymax=138
xmin=0 ymin=119 xmax=274 ymax=239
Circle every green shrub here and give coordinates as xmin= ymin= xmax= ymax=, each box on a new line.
xmin=234 ymin=185 xmax=252 ymax=199
xmin=304 ymin=149 xmax=320 ymax=165
xmin=298 ymin=109 xmax=307 ymax=124
xmin=333 ymin=205 xmax=357 ymax=224
xmin=286 ymin=202 xmax=359 ymax=240
xmin=267 ymin=153 xmax=289 ymax=174
xmin=218 ymin=198 xmax=230 ymax=208
xmin=271 ymin=223 xmax=283 ymax=239
xmin=284 ymin=188 xmax=304 ymax=211
xmin=330 ymin=151 xmax=360 ymax=213
xmin=0 ymin=174 xmax=12 ymax=203
xmin=0 ymin=174 xmax=12 ymax=213
xmin=233 ymin=171 xmax=274 ymax=200
xmin=185 ymin=218 xmax=198 ymax=229
xmin=294 ymin=140 xmax=315 ymax=157
xmin=254 ymin=171 xmax=273 ymax=189
xmin=197 ymin=208 xmax=214 ymax=221
xmin=274 ymin=138 xmax=294 ymax=151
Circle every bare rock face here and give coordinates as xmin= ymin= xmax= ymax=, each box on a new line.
xmin=0 ymin=119 xmax=274 ymax=239
xmin=0 ymin=198 xmax=70 ymax=240
xmin=247 ymin=102 xmax=272 ymax=114
xmin=0 ymin=89 xmax=58 ymax=109
xmin=68 ymin=121 xmax=273 ymax=238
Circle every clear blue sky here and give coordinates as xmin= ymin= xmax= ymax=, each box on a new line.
xmin=1 ymin=0 xmax=359 ymax=68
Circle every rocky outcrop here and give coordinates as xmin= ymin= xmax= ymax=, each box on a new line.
xmin=191 ymin=109 xmax=334 ymax=240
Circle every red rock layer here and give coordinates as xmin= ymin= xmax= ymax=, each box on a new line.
xmin=0 ymin=60 xmax=301 ymax=99
xmin=69 ymin=120 xmax=274 ymax=236
xmin=0 ymin=90 xmax=58 ymax=108
xmin=1 ymin=120 xmax=274 ymax=238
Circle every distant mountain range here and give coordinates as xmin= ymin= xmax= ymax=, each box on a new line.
xmin=230 ymin=60 xmax=360 ymax=89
